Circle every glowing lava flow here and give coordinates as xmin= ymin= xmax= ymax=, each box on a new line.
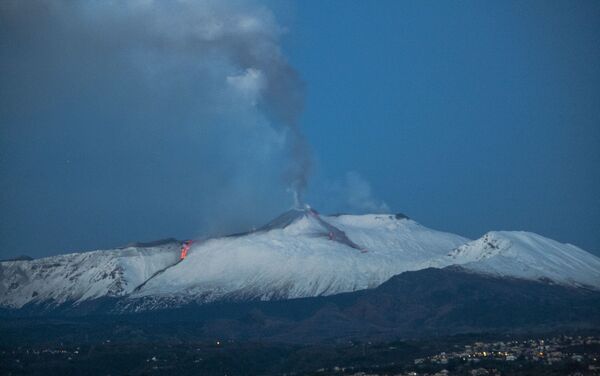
xmin=180 ymin=240 xmax=193 ymax=260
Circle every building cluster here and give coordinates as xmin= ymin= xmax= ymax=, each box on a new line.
xmin=315 ymin=335 xmax=600 ymax=376
xmin=2 ymin=347 xmax=80 ymax=357
xmin=347 ymin=370 xmax=499 ymax=376
xmin=415 ymin=335 xmax=600 ymax=366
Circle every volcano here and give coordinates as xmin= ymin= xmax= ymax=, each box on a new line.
xmin=1 ymin=206 xmax=599 ymax=313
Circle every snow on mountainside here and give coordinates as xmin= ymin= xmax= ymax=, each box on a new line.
xmin=442 ymin=231 xmax=600 ymax=289
xmin=124 ymin=208 xmax=469 ymax=310
xmin=0 ymin=242 xmax=181 ymax=309
xmin=1 ymin=207 xmax=600 ymax=312
xmin=0 ymin=208 xmax=468 ymax=310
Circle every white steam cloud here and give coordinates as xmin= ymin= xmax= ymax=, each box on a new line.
xmin=322 ymin=172 xmax=390 ymax=214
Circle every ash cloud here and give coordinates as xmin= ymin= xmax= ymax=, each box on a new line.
xmin=0 ymin=0 xmax=310 ymax=256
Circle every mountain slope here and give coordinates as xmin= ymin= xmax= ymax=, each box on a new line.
xmin=0 ymin=241 xmax=182 ymax=309
xmin=3 ymin=268 xmax=599 ymax=343
xmin=0 ymin=209 xmax=469 ymax=310
xmin=125 ymin=209 xmax=469 ymax=310
xmin=442 ymin=231 xmax=600 ymax=289
xmin=2 ymin=208 xmax=600 ymax=312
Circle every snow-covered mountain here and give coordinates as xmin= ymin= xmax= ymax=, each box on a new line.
xmin=122 ymin=208 xmax=468 ymax=310
xmin=442 ymin=231 xmax=600 ymax=289
xmin=0 ymin=241 xmax=181 ymax=309
xmin=1 ymin=206 xmax=599 ymax=311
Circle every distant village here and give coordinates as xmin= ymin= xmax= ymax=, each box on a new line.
xmin=315 ymin=335 xmax=600 ymax=376
xmin=414 ymin=335 xmax=600 ymax=366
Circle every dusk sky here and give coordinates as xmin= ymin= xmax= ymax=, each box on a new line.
xmin=1 ymin=0 xmax=599 ymax=259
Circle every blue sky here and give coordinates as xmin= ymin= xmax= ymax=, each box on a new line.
xmin=283 ymin=0 xmax=600 ymax=254
xmin=1 ymin=0 xmax=599 ymax=258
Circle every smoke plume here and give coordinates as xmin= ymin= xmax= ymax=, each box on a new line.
xmin=0 ymin=0 xmax=311 ymax=254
